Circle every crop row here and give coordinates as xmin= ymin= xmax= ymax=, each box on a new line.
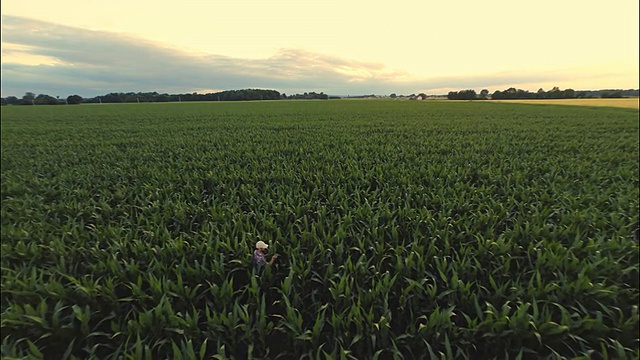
xmin=1 ymin=101 xmax=638 ymax=359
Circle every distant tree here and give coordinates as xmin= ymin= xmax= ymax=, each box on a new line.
xmin=155 ymin=94 xmax=170 ymax=102
xmin=515 ymin=89 xmax=534 ymax=99
xmin=5 ymin=96 xmax=19 ymax=105
xmin=447 ymin=89 xmax=476 ymax=100
xmin=504 ymin=88 xmax=518 ymax=98
xmin=463 ymin=89 xmax=477 ymax=100
xmin=1 ymin=98 xmax=7 ymax=106
xmin=82 ymin=96 xmax=101 ymax=104
xmin=601 ymin=91 xmax=623 ymax=98
xmin=389 ymin=93 xmax=397 ymax=98
xmin=546 ymin=86 xmax=562 ymax=99
xmin=67 ymin=95 xmax=83 ymax=104
xmin=101 ymin=93 xmax=123 ymax=103
xmin=35 ymin=94 xmax=59 ymax=105
xmin=479 ymin=89 xmax=489 ymax=100
xmin=288 ymin=91 xmax=328 ymax=100
xmin=20 ymin=92 xmax=36 ymax=105
xmin=489 ymin=86 xmax=586 ymax=100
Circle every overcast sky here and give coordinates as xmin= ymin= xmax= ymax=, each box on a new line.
xmin=1 ymin=0 xmax=638 ymax=97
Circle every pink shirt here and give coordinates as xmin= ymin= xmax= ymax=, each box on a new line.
xmin=253 ymin=249 xmax=266 ymax=267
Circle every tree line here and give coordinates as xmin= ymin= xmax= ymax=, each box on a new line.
xmin=447 ymin=87 xmax=639 ymax=100
xmin=1 ymin=93 xmax=84 ymax=106
xmin=1 ymin=89 xmax=337 ymax=105
xmin=283 ymin=92 xmax=330 ymax=100
xmin=4 ymin=87 xmax=637 ymax=105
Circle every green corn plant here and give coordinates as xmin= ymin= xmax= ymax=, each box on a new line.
xmin=2 ymin=100 xmax=638 ymax=359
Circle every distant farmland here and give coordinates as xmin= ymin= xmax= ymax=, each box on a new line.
xmin=1 ymin=100 xmax=638 ymax=359
xmin=489 ymin=97 xmax=639 ymax=109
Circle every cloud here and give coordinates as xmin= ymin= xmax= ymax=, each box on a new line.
xmin=1 ymin=15 xmax=628 ymax=97
xmin=1 ymin=15 xmax=413 ymax=97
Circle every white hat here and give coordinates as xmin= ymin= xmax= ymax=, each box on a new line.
xmin=256 ymin=241 xmax=269 ymax=249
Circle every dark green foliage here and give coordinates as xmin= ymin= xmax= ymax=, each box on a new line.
xmin=447 ymin=90 xmax=477 ymax=100
xmin=601 ymin=91 xmax=624 ymax=98
xmin=66 ymin=95 xmax=83 ymax=105
xmin=3 ymin=96 xmax=20 ymax=105
xmin=1 ymin=101 xmax=638 ymax=359
xmin=285 ymin=92 xmax=329 ymax=100
xmin=82 ymin=89 xmax=283 ymax=103
xmin=491 ymin=87 xmax=579 ymax=100
xmin=34 ymin=94 xmax=59 ymax=105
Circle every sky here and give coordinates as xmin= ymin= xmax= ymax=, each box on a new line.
xmin=1 ymin=0 xmax=638 ymax=97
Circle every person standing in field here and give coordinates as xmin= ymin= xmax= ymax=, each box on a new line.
xmin=253 ymin=240 xmax=278 ymax=270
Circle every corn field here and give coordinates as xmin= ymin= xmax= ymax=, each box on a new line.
xmin=1 ymin=101 xmax=638 ymax=359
